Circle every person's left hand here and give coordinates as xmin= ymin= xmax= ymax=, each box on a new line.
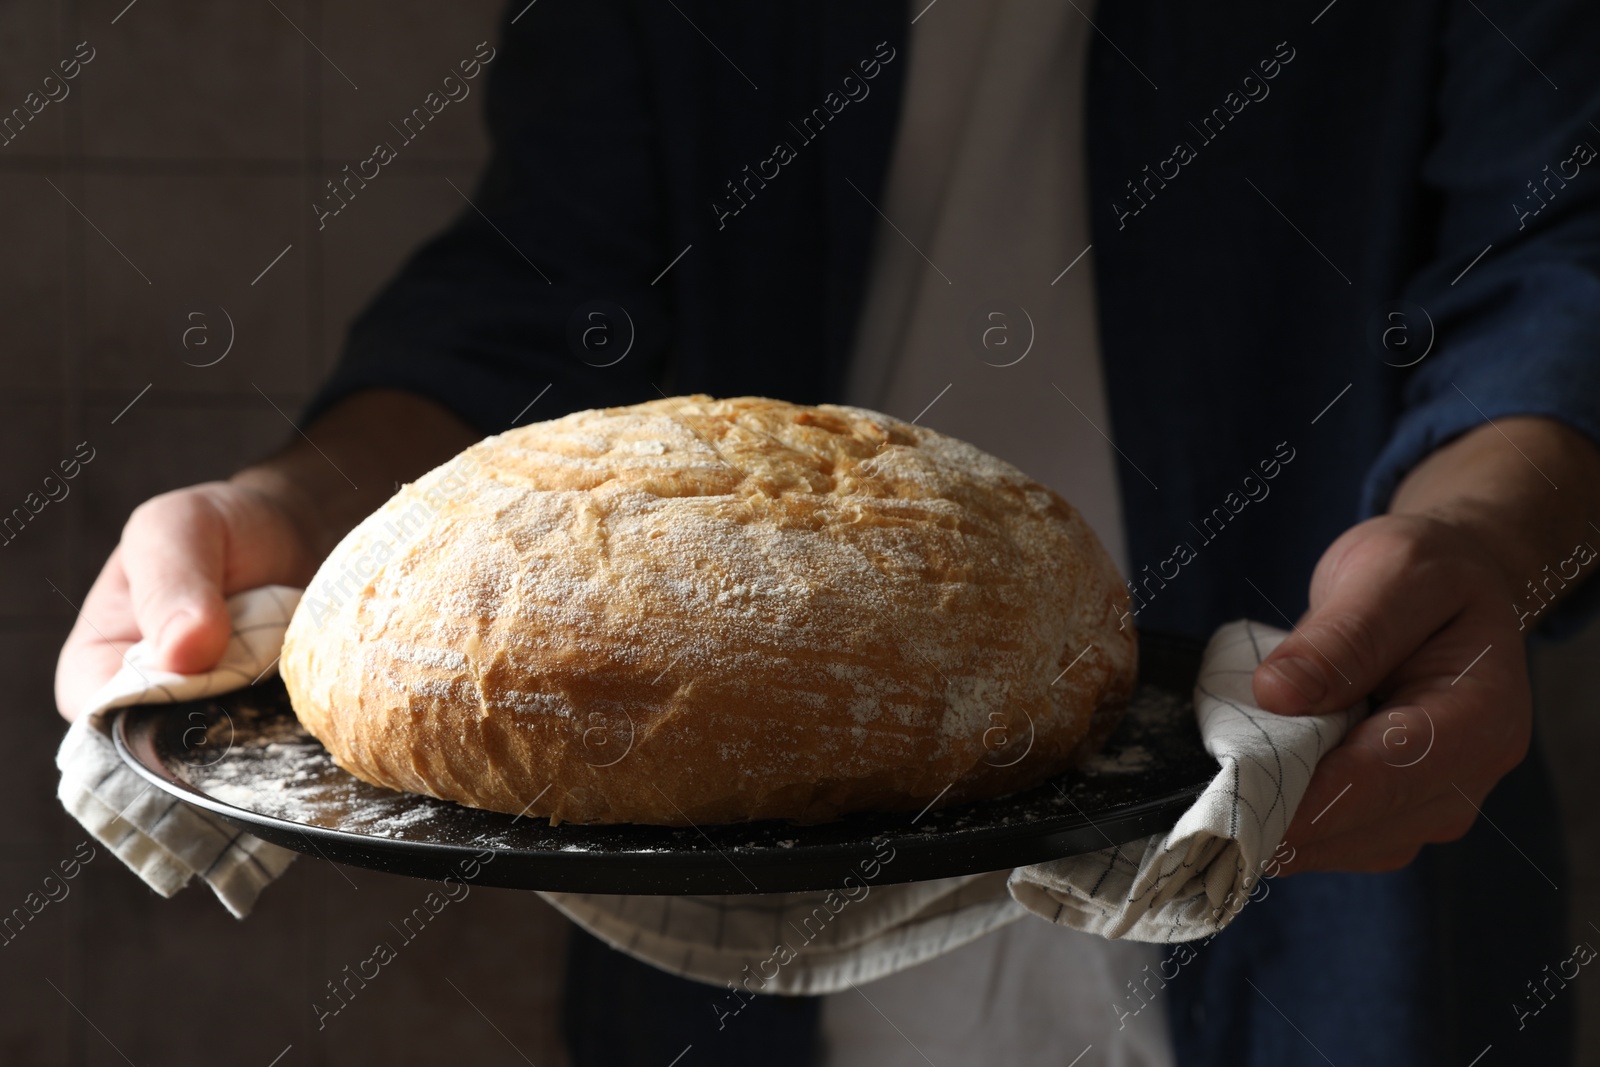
xmin=1251 ymin=512 xmax=1531 ymax=873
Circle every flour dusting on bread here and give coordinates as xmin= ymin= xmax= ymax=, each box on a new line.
xmin=281 ymin=395 xmax=1136 ymax=825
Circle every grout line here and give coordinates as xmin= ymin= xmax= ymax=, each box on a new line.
xmin=305 ymin=0 xmax=324 ymax=417
xmin=0 ymin=387 xmax=322 ymax=410
xmin=60 ymin=5 xmax=89 ymax=1057
xmin=0 ymin=155 xmax=494 ymax=175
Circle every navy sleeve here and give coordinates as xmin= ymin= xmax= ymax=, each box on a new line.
xmin=301 ymin=0 xmax=674 ymax=436
xmin=1360 ymin=0 xmax=1600 ymax=636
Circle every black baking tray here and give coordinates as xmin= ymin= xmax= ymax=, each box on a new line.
xmin=113 ymin=631 xmax=1215 ymax=894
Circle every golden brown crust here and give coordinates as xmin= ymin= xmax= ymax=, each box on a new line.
xmin=281 ymin=396 xmax=1136 ymax=825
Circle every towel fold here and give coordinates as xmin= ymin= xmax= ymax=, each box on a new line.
xmin=1006 ymin=619 xmax=1361 ymax=942
xmin=55 ymin=586 xmax=303 ymax=918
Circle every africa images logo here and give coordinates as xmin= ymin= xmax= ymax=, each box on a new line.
xmin=300 ymin=451 xmax=483 ymax=628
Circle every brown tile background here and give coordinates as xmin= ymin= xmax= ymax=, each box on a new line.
xmin=3 ymin=1 xmax=1598 ymax=1064
xmin=2 ymin=3 xmax=569 ymax=1065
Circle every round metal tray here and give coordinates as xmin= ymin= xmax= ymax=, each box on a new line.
xmin=114 ymin=631 xmax=1215 ymax=894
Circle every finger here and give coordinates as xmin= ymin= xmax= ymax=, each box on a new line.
xmin=1284 ymin=668 xmax=1523 ymax=850
xmin=1253 ymin=518 xmax=1470 ymax=715
xmin=1281 ymin=790 xmax=1484 ymax=874
xmin=1281 ymin=700 xmax=1462 ymax=849
xmin=1281 ymin=838 xmax=1421 ymax=876
xmin=54 ymin=547 xmax=141 ymax=720
xmin=121 ymin=490 xmax=232 ymax=673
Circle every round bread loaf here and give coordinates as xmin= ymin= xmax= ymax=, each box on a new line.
xmin=280 ymin=395 xmax=1136 ymax=826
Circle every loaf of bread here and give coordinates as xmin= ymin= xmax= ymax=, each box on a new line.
xmin=280 ymin=396 xmax=1136 ymax=825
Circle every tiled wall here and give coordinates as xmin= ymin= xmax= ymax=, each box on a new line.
xmin=5 ymin=2 xmax=1599 ymax=1064
xmin=2 ymin=2 xmax=569 ymax=1064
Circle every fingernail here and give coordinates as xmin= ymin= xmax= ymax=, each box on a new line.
xmin=1265 ymin=656 xmax=1327 ymax=709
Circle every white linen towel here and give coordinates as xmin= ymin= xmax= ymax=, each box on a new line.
xmin=1006 ymin=619 xmax=1362 ymax=941
xmin=55 ymin=588 xmax=1360 ymax=980
xmin=55 ymin=586 xmax=302 ymax=918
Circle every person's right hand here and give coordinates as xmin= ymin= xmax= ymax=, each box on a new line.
xmin=54 ymin=481 xmax=319 ymax=722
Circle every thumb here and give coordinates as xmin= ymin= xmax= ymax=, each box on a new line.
xmin=1252 ymin=521 xmax=1462 ymax=715
xmin=121 ymin=490 xmax=232 ymax=673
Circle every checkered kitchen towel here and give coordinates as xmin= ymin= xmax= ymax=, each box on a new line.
xmin=1006 ymin=619 xmax=1363 ymax=941
xmin=56 ymin=587 xmax=1361 ymax=980
xmin=54 ymin=586 xmax=302 ymax=918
